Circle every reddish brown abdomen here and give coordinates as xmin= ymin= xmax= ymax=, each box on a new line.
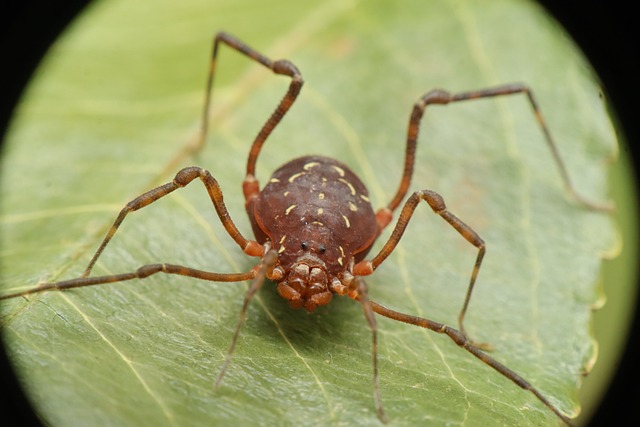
xmin=248 ymin=155 xmax=378 ymax=274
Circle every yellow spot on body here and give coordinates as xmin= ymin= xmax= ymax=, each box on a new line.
xmin=278 ymin=245 xmax=286 ymax=253
xmin=269 ymin=178 xmax=280 ymax=183
xmin=283 ymin=191 xmax=290 ymax=197
xmin=279 ymin=235 xmax=287 ymax=244
xmin=303 ymin=162 xmax=320 ymax=170
xmin=348 ymin=202 xmax=357 ymax=211
xmin=319 ymin=193 xmax=325 ymax=200
xmin=288 ymin=172 xmax=305 ymax=183
xmin=285 ymin=205 xmax=297 ymax=215
xmin=339 ymin=246 xmax=345 ymax=257
xmin=317 ymin=208 xmax=324 ymax=215
xmin=331 ymin=165 xmax=345 ymax=177
xmin=339 ymin=178 xmax=356 ymax=195
xmin=360 ymin=194 xmax=370 ymax=202
xmin=338 ymin=257 xmax=343 ymax=266
xmin=342 ymin=215 xmax=350 ymax=228
xmin=312 ymin=221 xmax=324 ymax=226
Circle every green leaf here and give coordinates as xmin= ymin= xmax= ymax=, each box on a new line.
xmin=1 ymin=0 xmax=618 ymax=426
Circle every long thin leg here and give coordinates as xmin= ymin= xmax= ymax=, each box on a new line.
xmin=376 ymin=83 xmax=612 ymax=232
xmin=214 ymin=249 xmax=278 ymax=386
xmin=198 ymin=32 xmax=304 ymax=202
xmin=0 ymin=264 xmax=257 ymax=301
xmin=355 ymin=189 xmax=485 ymax=341
xmin=83 ymin=166 xmax=263 ymax=278
xmin=366 ymin=299 xmax=574 ymax=426
xmin=352 ymin=277 xmax=388 ymax=424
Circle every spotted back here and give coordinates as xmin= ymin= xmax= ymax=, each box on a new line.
xmin=247 ymin=155 xmax=378 ymax=276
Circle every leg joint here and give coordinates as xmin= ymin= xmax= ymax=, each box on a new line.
xmin=418 ymin=89 xmax=452 ymax=108
xmin=273 ymin=59 xmax=302 ymax=80
xmin=419 ymin=189 xmax=446 ymax=213
xmin=174 ymin=166 xmax=204 ymax=187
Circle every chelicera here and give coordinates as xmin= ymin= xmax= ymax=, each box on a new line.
xmin=1 ymin=32 xmax=612 ymax=425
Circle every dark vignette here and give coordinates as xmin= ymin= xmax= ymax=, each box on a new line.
xmin=0 ymin=1 xmax=637 ymax=426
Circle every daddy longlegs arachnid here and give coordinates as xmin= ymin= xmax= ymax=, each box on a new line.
xmin=1 ymin=31 xmax=613 ymax=425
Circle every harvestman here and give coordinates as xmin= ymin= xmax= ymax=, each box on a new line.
xmin=1 ymin=32 xmax=612 ymax=424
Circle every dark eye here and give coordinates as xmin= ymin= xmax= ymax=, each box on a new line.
xmin=301 ymin=241 xmax=308 ymax=250
xmin=319 ymin=245 xmax=326 ymax=254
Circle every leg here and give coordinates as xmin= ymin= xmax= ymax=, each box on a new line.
xmin=198 ymin=32 xmax=304 ymax=201
xmin=377 ymin=83 xmax=612 ymax=232
xmin=0 ymin=263 xmax=257 ymax=301
xmin=214 ymin=249 xmax=278 ymax=386
xmin=353 ymin=277 xmax=388 ymax=424
xmin=82 ymin=166 xmax=263 ymax=278
xmin=366 ymin=299 xmax=573 ymax=426
xmin=355 ymin=189 xmax=485 ymax=342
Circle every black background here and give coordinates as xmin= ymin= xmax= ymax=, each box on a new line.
xmin=1 ymin=1 xmax=638 ymax=426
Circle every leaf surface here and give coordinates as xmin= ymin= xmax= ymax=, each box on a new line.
xmin=0 ymin=0 xmax=618 ymax=426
